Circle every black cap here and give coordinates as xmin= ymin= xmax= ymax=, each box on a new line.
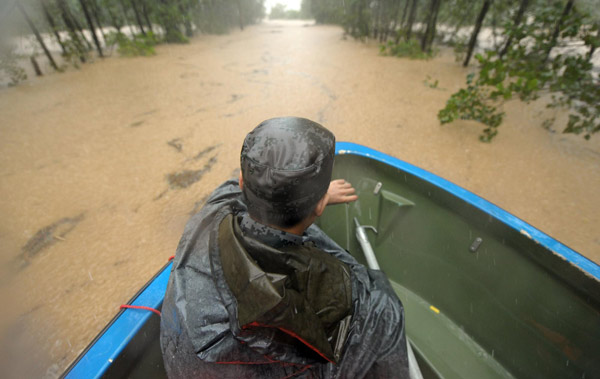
xmin=240 ymin=117 xmax=335 ymax=227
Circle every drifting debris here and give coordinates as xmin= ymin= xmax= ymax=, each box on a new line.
xmin=167 ymin=138 xmax=183 ymax=152
xmin=167 ymin=156 xmax=217 ymax=189
xmin=14 ymin=213 xmax=85 ymax=270
xmin=191 ymin=144 xmax=221 ymax=161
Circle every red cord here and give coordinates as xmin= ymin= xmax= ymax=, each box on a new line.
xmin=282 ymin=364 xmax=312 ymax=378
xmin=243 ymin=322 xmax=334 ymax=364
xmin=120 ymin=304 xmax=161 ymax=316
xmin=167 ymin=255 xmax=175 ymax=261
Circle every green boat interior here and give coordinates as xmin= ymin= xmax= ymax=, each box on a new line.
xmin=95 ymin=153 xmax=600 ymax=379
xmin=317 ymin=154 xmax=600 ymax=379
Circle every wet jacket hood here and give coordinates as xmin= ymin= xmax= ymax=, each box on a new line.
xmin=240 ymin=117 xmax=335 ymax=226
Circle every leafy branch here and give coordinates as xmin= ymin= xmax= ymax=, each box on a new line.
xmin=439 ymin=1 xmax=600 ymax=141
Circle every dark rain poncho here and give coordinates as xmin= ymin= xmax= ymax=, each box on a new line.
xmin=160 ymin=180 xmax=409 ymax=378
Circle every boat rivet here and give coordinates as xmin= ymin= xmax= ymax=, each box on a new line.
xmin=373 ymin=182 xmax=382 ymax=195
xmin=469 ymin=237 xmax=483 ymax=253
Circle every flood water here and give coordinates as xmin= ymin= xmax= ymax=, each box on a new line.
xmin=0 ymin=20 xmax=599 ymax=377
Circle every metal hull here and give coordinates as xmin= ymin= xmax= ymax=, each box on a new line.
xmin=62 ymin=142 xmax=600 ymax=379
xmin=320 ymin=143 xmax=600 ymax=379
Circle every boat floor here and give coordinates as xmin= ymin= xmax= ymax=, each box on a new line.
xmin=393 ymin=281 xmax=514 ymax=379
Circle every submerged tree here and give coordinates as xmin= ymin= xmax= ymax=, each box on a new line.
xmin=16 ymin=1 xmax=59 ymax=71
xmin=439 ymin=1 xmax=600 ymax=141
xmin=420 ymin=0 xmax=441 ymax=52
xmin=463 ymin=0 xmax=492 ymax=66
xmin=79 ymin=0 xmax=103 ymax=57
xmin=40 ymin=0 xmax=67 ymax=55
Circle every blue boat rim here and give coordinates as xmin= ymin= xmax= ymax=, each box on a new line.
xmin=62 ymin=262 xmax=172 ymax=379
xmin=336 ymin=141 xmax=600 ymax=281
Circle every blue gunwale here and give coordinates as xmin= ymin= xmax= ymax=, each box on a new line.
xmin=336 ymin=141 xmax=600 ymax=281
xmin=62 ymin=262 xmax=172 ymax=379
xmin=63 ymin=142 xmax=600 ymax=378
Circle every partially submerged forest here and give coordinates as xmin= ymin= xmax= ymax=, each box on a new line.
xmin=305 ymin=0 xmax=599 ymax=140
xmin=0 ymin=0 xmax=265 ymax=78
xmin=1 ymin=0 xmax=599 ymax=140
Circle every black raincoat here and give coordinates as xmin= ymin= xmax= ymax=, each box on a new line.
xmin=160 ymin=180 xmax=409 ymax=378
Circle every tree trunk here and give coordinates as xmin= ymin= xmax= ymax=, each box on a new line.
xmin=236 ymin=0 xmax=245 ymax=31
xmin=159 ymin=0 xmax=179 ymax=41
xmin=40 ymin=0 xmax=67 ymax=55
xmin=118 ymin=0 xmax=134 ymax=35
xmin=404 ymin=0 xmax=418 ymax=42
xmin=89 ymin=0 xmax=107 ymax=42
xmin=374 ymin=1 xmax=384 ymax=40
xmin=543 ymin=0 xmax=574 ymax=63
xmin=178 ymin=2 xmax=193 ymax=36
xmin=30 ymin=56 xmax=43 ymax=76
xmin=588 ymin=25 xmax=599 ymax=61
xmin=388 ymin=0 xmax=403 ymax=42
xmin=141 ymin=0 xmax=153 ymax=34
xmin=420 ymin=0 xmax=433 ymax=50
xmin=399 ymin=0 xmax=410 ymax=29
xmin=359 ymin=0 xmax=369 ymax=38
xmin=16 ymin=2 xmax=59 ymax=71
xmin=129 ymin=0 xmax=147 ymax=35
xmin=420 ymin=0 xmax=441 ymax=53
xmin=106 ymin=5 xmax=122 ymax=32
xmin=499 ymin=0 xmax=529 ymax=58
xmin=69 ymin=5 xmax=93 ymax=50
xmin=79 ymin=0 xmax=103 ymax=57
xmin=57 ymin=0 xmax=87 ymax=62
xmin=463 ymin=0 xmax=491 ymax=67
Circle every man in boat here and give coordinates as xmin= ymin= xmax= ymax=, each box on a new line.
xmin=160 ymin=117 xmax=410 ymax=378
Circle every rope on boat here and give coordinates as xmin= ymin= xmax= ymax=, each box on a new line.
xmin=119 ymin=304 xmax=161 ymax=317
xmin=117 ymin=255 xmax=175 ymax=317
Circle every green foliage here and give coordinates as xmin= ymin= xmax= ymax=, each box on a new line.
xmin=438 ymin=70 xmax=504 ymax=142
xmin=0 ymin=50 xmax=27 ymax=86
xmin=423 ymin=75 xmax=440 ymax=89
xmin=305 ymin=0 xmax=346 ymax=24
xmin=61 ymin=38 xmax=87 ymax=68
xmin=156 ymin=2 xmax=189 ymax=43
xmin=439 ymin=1 xmax=600 ymax=141
xmin=106 ymin=32 xmax=157 ymax=57
xmin=165 ymin=29 xmax=190 ymax=44
xmin=380 ymin=39 xmax=435 ymax=60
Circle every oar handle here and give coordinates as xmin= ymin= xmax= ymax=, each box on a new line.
xmin=354 ymin=218 xmax=380 ymax=270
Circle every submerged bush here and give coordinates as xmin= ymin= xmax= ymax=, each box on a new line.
xmin=107 ymin=32 xmax=158 ymax=57
xmin=379 ymin=40 xmax=436 ymax=60
xmin=0 ymin=52 xmax=27 ymax=86
xmin=0 ymin=41 xmax=27 ymax=86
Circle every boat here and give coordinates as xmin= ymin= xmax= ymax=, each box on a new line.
xmin=61 ymin=142 xmax=600 ymax=379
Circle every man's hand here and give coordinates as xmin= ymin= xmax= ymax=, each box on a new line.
xmin=327 ymin=179 xmax=358 ymax=205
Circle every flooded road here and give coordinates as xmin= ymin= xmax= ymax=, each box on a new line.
xmin=0 ymin=20 xmax=599 ymax=377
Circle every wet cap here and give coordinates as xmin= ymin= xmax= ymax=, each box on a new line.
xmin=241 ymin=117 xmax=335 ymax=227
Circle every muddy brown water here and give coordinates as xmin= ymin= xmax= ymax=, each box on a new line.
xmin=0 ymin=20 xmax=599 ymax=377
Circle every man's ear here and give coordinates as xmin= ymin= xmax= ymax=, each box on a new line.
xmin=314 ymin=193 xmax=329 ymax=217
xmin=239 ymin=171 xmax=243 ymax=190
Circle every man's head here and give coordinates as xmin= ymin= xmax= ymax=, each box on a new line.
xmin=240 ymin=117 xmax=335 ymax=229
